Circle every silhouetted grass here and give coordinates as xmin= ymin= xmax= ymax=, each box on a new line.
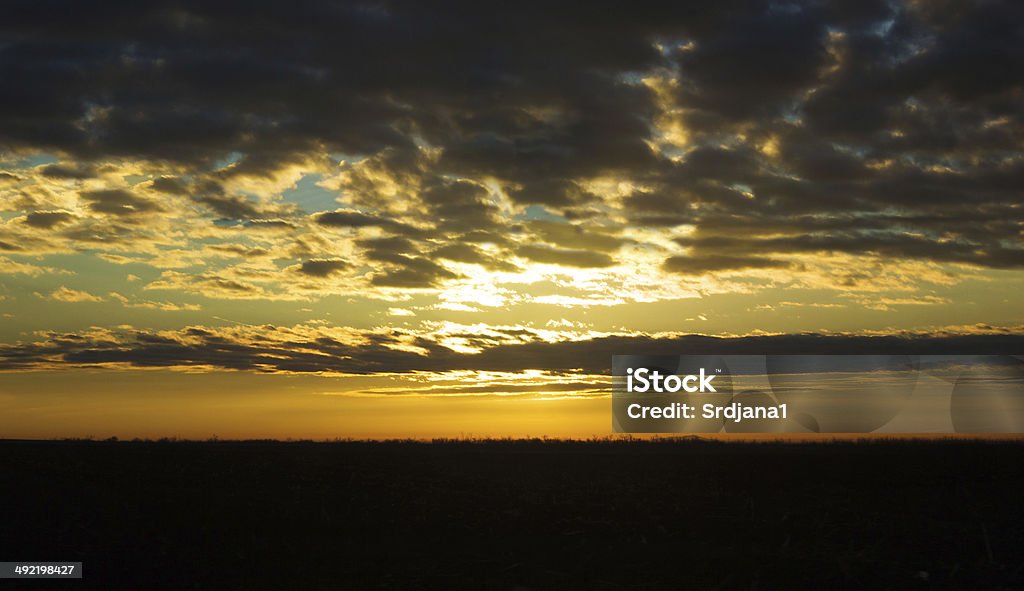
xmin=1 ymin=439 xmax=1022 ymax=589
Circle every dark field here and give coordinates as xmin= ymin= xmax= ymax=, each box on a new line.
xmin=1 ymin=439 xmax=1023 ymax=590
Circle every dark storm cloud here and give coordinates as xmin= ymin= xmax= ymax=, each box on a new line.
xmin=1 ymin=0 xmax=659 ymax=172
xmin=2 ymin=324 xmax=1023 ymax=375
xmin=671 ymin=7 xmax=831 ymax=125
xmin=1 ymin=0 xmax=1022 ymax=270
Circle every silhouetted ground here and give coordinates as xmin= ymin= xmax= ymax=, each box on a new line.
xmin=1 ymin=439 xmax=1022 ymax=589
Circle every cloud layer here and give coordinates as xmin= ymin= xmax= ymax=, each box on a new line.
xmin=3 ymin=322 xmax=1023 ymax=376
xmin=0 ymin=0 xmax=1021 ymax=326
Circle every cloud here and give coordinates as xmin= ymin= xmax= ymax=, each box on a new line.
xmin=144 ymin=270 xmax=308 ymax=301
xmin=529 ymin=220 xmax=627 ymax=252
xmin=0 ymin=256 xmax=61 ymax=276
xmin=150 ymin=176 xmax=189 ymax=195
xmin=0 ymin=0 xmax=1022 ymax=311
xmin=430 ymin=243 xmax=519 ymax=272
xmin=108 ymin=291 xmax=201 ymax=311
xmin=79 ymin=189 xmax=163 ymax=217
xmin=370 ymin=265 xmax=459 ymax=288
xmin=39 ymin=163 xmax=97 ymax=180
xmin=358 ymin=236 xmax=462 ymax=288
xmin=206 ymin=244 xmax=272 ymax=259
xmin=42 ymin=286 xmax=104 ymax=302
xmin=516 ymin=245 xmax=615 ymax=268
xmin=852 ymin=295 xmax=952 ymax=311
xmin=197 ymin=194 xmax=263 ymax=220
xmin=0 ymin=172 xmax=21 ymax=184
xmin=314 ymin=210 xmax=426 ymax=237
xmin=294 ymin=259 xmax=349 ymax=278
xmin=242 ymin=219 xmax=295 ymax=231
xmin=670 ymin=230 xmax=1024 ymax=271
xmin=2 ymin=322 xmax=1024 ymax=375
xmin=22 ymin=210 xmax=76 ymax=229
xmin=663 ymin=254 xmax=790 ymax=274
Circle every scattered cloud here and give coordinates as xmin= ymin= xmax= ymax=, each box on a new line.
xmin=2 ymin=322 xmax=1023 ymax=376
xmin=42 ymin=286 xmax=104 ymax=303
xmin=22 ymin=210 xmax=76 ymax=229
xmin=0 ymin=256 xmax=62 ymax=276
xmin=0 ymin=0 xmax=1021 ymax=331
xmin=108 ymin=292 xmax=201 ymax=311
xmin=293 ymin=259 xmax=349 ymax=278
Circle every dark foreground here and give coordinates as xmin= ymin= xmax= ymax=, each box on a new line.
xmin=1 ymin=439 xmax=1022 ymax=590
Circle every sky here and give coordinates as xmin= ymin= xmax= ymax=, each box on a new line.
xmin=1 ymin=0 xmax=1023 ymax=438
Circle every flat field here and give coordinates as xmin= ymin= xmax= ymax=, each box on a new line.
xmin=1 ymin=439 xmax=1022 ymax=589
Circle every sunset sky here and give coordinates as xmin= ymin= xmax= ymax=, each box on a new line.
xmin=1 ymin=0 xmax=1023 ymax=438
